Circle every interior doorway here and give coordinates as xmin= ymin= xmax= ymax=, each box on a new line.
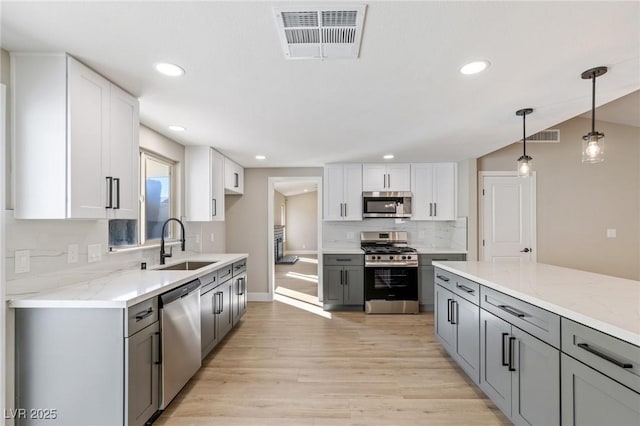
xmin=268 ymin=177 xmax=323 ymax=307
xmin=479 ymin=172 xmax=537 ymax=262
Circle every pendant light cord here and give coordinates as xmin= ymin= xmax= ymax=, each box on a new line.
xmin=522 ymin=112 xmax=527 ymax=157
xmin=591 ymin=73 xmax=596 ymax=134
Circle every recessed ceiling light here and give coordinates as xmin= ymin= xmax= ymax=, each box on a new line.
xmin=383 ymin=154 xmax=395 ymax=160
xmin=168 ymin=125 xmax=185 ymax=132
xmin=303 ymin=189 xmax=309 ymax=192
xmin=255 ymin=155 xmax=266 ymax=160
xmin=460 ymin=60 xmax=490 ymax=75
xmin=155 ymin=62 xmax=185 ymax=77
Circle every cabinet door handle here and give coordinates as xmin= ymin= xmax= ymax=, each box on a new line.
xmin=212 ymin=292 xmax=217 ymax=314
xmin=451 ymin=300 xmax=457 ymax=325
xmin=508 ymin=337 xmax=516 ymax=371
xmin=436 ymin=275 xmax=450 ymax=282
xmin=340 ymin=270 xmax=344 ymax=285
xmin=344 ymin=270 xmax=348 ymax=285
xmin=154 ymin=331 xmax=162 ymax=365
xmin=456 ymin=284 xmax=475 ymax=294
xmin=429 ymin=202 xmax=433 ymax=217
xmin=501 ymin=333 xmax=510 ymax=366
xmin=113 ymin=178 xmax=120 ymax=209
xmin=446 ymin=298 xmax=452 ymax=322
xmin=212 ymin=198 xmax=217 ymax=217
xmin=234 ymin=172 xmax=239 ymax=188
xmin=135 ymin=308 xmax=153 ymax=321
xmin=344 ymin=203 xmax=347 ymax=217
xmin=105 ymin=176 xmax=113 ymax=208
xmin=498 ymin=304 xmax=527 ymax=318
xmin=434 ymin=202 xmax=437 ymax=216
xmin=577 ymin=343 xmax=633 ymax=369
xmin=387 ymin=174 xmax=391 ymax=189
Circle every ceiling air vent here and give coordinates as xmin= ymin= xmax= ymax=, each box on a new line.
xmin=274 ymin=5 xmax=367 ymax=59
xmin=521 ymin=129 xmax=561 ymax=143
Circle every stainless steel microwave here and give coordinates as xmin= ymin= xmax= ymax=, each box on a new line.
xmin=362 ymin=192 xmax=412 ymax=218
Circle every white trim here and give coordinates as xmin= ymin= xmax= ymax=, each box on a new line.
xmin=1 ymin=84 xmax=7 ymax=426
xmin=268 ymin=176 xmax=323 ymax=303
xmin=478 ymin=171 xmax=537 ymax=262
xmin=248 ymin=292 xmax=272 ymax=302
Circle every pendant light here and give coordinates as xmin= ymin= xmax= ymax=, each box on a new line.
xmin=516 ymin=108 xmax=534 ymax=177
xmin=581 ymin=66 xmax=607 ymax=163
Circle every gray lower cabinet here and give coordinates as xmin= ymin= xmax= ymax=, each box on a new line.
xmin=435 ymin=284 xmax=480 ymax=383
xmin=561 ymin=353 xmax=640 ymax=426
xmin=418 ymin=254 xmax=466 ymax=311
xmin=480 ymin=309 xmax=560 ymax=425
xmin=201 ymin=275 xmax=235 ymax=359
xmin=126 ymin=321 xmax=160 ymax=426
xmin=323 ymin=254 xmax=364 ymax=309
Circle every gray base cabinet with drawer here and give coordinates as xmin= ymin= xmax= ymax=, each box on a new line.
xmin=480 ymin=309 xmax=560 ymax=425
xmin=418 ymin=254 xmax=466 ymax=311
xmin=561 ymin=318 xmax=640 ymax=426
xmin=201 ymin=269 xmax=236 ymax=360
xmin=323 ymin=254 xmax=364 ymax=310
xmin=434 ymin=270 xmax=480 ymax=383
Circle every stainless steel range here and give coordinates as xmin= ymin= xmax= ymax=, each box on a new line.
xmin=361 ymin=231 xmax=419 ymax=314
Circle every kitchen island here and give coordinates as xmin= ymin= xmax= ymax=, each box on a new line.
xmin=432 ymin=261 xmax=640 ymax=426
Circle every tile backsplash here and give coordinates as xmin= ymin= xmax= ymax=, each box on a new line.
xmin=4 ymin=210 xmax=225 ymax=295
xmin=323 ymin=217 xmax=467 ymax=250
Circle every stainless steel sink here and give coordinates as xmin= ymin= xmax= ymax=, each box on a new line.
xmin=157 ymin=261 xmax=216 ymax=271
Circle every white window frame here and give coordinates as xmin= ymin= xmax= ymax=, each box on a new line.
xmin=139 ymin=150 xmax=177 ymax=246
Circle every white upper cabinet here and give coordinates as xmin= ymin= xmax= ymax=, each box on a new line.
xmin=224 ymin=157 xmax=244 ymax=195
xmin=411 ymin=163 xmax=457 ymax=221
xmin=185 ymin=147 xmax=225 ymax=222
xmin=324 ymin=164 xmax=362 ymax=221
xmin=12 ymin=54 xmax=139 ymax=219
xmin=362 ymin=163 xmax=411 ymax=192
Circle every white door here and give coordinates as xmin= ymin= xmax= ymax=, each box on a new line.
xmin=481 ymin=173 xmax=536 ymax=262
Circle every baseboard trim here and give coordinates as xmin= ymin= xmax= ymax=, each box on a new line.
xmin=248 ymin=292 xmax=272 ymax=302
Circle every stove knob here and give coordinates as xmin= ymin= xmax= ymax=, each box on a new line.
xmin=377 ymin=256 xmax=381 ymax=260
xmin=389 ymin=256 xmax=393 ymax=260
xmin=401 ymin=255 xmax=407 ymax=260
xmin=407 ymin=255 xmax=412 ymax=260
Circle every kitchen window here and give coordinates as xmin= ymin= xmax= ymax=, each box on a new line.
xmin=109 ymin=150 xmax=177 ymax=248
xmin=139 ymin=150 xmax=176 ymax=245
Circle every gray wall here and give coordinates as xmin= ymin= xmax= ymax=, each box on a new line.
xmin=285 ymin=191 xmax=318 ymax=252
xmin=479 ymin=116 xmax=640 ymax=280
xmin=225 ymin=167 xmax=323 ymax=294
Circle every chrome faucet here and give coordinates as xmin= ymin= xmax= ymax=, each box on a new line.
xmin=160 ymin=217 xmax=186 ymax=265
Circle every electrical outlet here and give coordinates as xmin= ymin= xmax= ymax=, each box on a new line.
xmin=88 ymin=243 xmax=102 ymax=263
xmin=68 ymin=244 xmax=79 ymax=264
xmin=15 ymin=250 xmax=30 ymax=274
xmin=210 ymin=233 xmax=215 ymax=243
xmin=607 ymin=228 xmax=617 ymax=238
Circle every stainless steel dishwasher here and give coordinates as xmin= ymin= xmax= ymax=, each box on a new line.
xmin=159 ymin=278 xmax=202 ymax=409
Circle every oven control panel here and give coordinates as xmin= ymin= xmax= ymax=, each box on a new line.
xmin=365 ymin=254 xmax=418 ymax=267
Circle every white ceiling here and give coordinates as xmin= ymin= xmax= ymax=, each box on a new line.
xmin=274 ymin=180 xmax=318 ymax=197
xmin=1 ymin=1 xmax=639 ymax=167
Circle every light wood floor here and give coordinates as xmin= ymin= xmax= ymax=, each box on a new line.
xmin=154 ymin=301 xmax=510 ymax=425
xmin=274 ymin=254 xmax=319 ymax=299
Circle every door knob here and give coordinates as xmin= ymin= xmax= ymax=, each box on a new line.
xmin=520 ymin=248 xmax=531 ymax=253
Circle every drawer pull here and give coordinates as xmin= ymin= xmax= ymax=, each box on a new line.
xmin=335 ymin=258 xmax=352 ymax=262
xmin=447 ymin=298 xmax=452 ymax=323
xmin=436 ymin=275 xmax=450 ymax=282
xmin=456 ymin=284 xmax=475 ymax=294
xmin=498 ymin=304 xmax=526 ymax=318
xmin=135 ymin=308 xmax=153 ymax=321
xmin=577 ymin=343 xmax=633 ymax=369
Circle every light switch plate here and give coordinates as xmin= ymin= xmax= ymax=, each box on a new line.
xmin=88 ymin=243 xmax=102 ymax=263
xmin=15 ymin=250 xmax=30 ymax=274
xmin=606 ymin=228 xmax=617 ymax=238
xmin=68 ymin=244 xmax=79 ymax=263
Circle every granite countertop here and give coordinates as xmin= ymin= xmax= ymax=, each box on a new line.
xmin=7 ymin=253 xmax=248 ymax=309
xmin=432 ymin=261 xmax=640 ymax=346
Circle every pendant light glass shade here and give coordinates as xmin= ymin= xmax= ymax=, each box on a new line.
xmin=581 ymin=66 xmax=607 ymax=164
xmin=582 ymin=132 xmax=605 ymax=163
xmin=516 ymin=108 xmax=534 ymax=177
